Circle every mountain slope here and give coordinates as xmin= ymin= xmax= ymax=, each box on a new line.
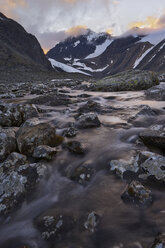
xmin=0 ymin=12 xmax=51 ymax=72
xmin=47 ymin=28 xmax=165 ymax=77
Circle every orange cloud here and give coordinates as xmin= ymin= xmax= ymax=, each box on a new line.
xmin=66 ymin=25 xmax=88 ymax=36
xmin=129 ymin=12 xmax=165 ymax=31
xmin=106 ymin=28 xmax=113 ymax=35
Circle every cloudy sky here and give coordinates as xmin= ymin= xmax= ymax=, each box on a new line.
xmin=1 ymin=0 xmax=165 ymax=52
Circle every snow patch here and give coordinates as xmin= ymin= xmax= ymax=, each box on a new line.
xmin=49 ymin=58 xmax=91 ymax=76
xmin=73 ymin=41 xmax=80 ymax=47
xmin=85 ymin=39 xmax=113 ymax=59
xmin=133 ymin=46 xmax=153 ymax=68
xmin=72 ymin=61 xmax=109 ymax=72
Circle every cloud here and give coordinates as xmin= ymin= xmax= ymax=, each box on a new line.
xmin=129 ymin=10 xmax=165 ymax=31
xmin=0 ymin=0 xmax=120 ymax=49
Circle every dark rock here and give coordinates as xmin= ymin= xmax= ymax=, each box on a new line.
xmin=62 ymin=127 xmax=77 ymax=138
xmin=63 ymin=141 xmax=86 ymax=155
xmin=34 ymin=211 xmax=75 ymax=241
xmin=32 ymin=145 xmax=58 ymax=160
xmin=0 ymin=128 xmax=17 ymax=161
xmin=121 ymin=180 xmax=153 ymax=207
xmin=76 ymin=113 xmax=101 ymax=129
xmin=16 ymin=122 xmax=63 ymax=155
xmin=139 ymin=124 xmax=165 ymax=150
xmin=70 ymin=165 xmax=93 ymax=183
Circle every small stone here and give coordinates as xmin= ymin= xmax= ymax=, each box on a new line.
xmin=84 ymin=211 xmax=99 ymax=233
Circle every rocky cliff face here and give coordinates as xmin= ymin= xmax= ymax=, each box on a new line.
xmin=47 ymin=28 xmax=165 ymax=77
xmin=0 ymin=12 xmax=51 ymax=72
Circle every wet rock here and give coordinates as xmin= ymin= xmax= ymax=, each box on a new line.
xmin=84 ymin=211 xmax=99 ymax=233
xmin=16 ymin=122 xmax=63 ymax=156
xmin=62 ymin=127 xmax=77 ymax=138
xmin=110 ymin=154 xmax=139 ymax=178
xmin=0 ymin=161 xmax=46 ymax=215
xmin=139 ymin=124 xmax=165 ymax=150
xmin=89 ymin=70 xmax=159 ymax=92
xmin=76 ymin=113 xmax=101 ymax=129
xmin=63 ymin=141 xmax=86 ymax=155
xmin=70 ymin=165 xmax=93 ymax=184
xmin=145 ymin=83 xmax=165 ymax=101
xmin=0 ymin=128 xmax=17 ymax=161
xmin=35 ymin=212 xmax=75 ymax=241
xmin=0 ymin=103 xmax=39 ymax=127
xmin=121 ymin=180 xmax=153 ymax=207
xmin=77 ymin=100 xmax=101 ymax=116
xmin=33 ymin=145 xmax=58 ymax=160
xmin=137 ymin=151 xmax=165 ymax=182
xmin=151 ymin=233 xmax=165 ymax=248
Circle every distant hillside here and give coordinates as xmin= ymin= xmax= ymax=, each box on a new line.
xmin=0 ymin=12 xmax=51 ymax=74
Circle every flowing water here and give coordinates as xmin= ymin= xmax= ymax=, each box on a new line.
xmin=1 ymin=83 xmax=165 ymax=248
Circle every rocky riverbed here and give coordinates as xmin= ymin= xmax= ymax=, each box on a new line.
xmin=0 ymin=77 xmax=165 ymax=248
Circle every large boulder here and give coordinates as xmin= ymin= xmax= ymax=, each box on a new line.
xmin=16 ymin=122 xmax=63 ymax=155
xmin=0 ymin=128 xmax=17 ymax=161
xmin=145 ymin=83 xmax=165 ymax=100
xmin=90 ymin=70 xmax=159 ymax=92
xmin=139 ymin=124 xmax=165 ymax=150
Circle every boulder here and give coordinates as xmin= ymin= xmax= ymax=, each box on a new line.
xmin=0 ymin=128 xmax=17 ymax=161
xmin=121 ymin=180 xmax=153 ymax=207
xmin=90 ymin=70 xmax=159 ymax=92
xmin=76 ymin=113 xmax=101 ymax=129
xmin=33 ymin=145 xmax=58 ymax=160
xmin=139 ymin=124 xmax=165 ymax=150
xmin=1 ymin=152 xmax=27 ymax=169
xmin=16 ymin=122 xmax=63 ymax=155
xmin=145 ymin=83 xmax=165 ymax=100
xmin=28 ymin=93 xmax=71 ymax=106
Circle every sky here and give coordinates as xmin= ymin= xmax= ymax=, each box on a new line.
xmin=0 ymin=0 xmax=165 ymax=52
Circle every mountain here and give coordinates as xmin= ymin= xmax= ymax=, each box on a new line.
xmin=47 ymin=28 xmax=165 ymax=77
xmin=0 ymin=12 xmax=51 ymax=73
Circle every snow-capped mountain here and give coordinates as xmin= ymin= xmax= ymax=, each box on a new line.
xmin=47 ymin=28 xmax=165 ymax=77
